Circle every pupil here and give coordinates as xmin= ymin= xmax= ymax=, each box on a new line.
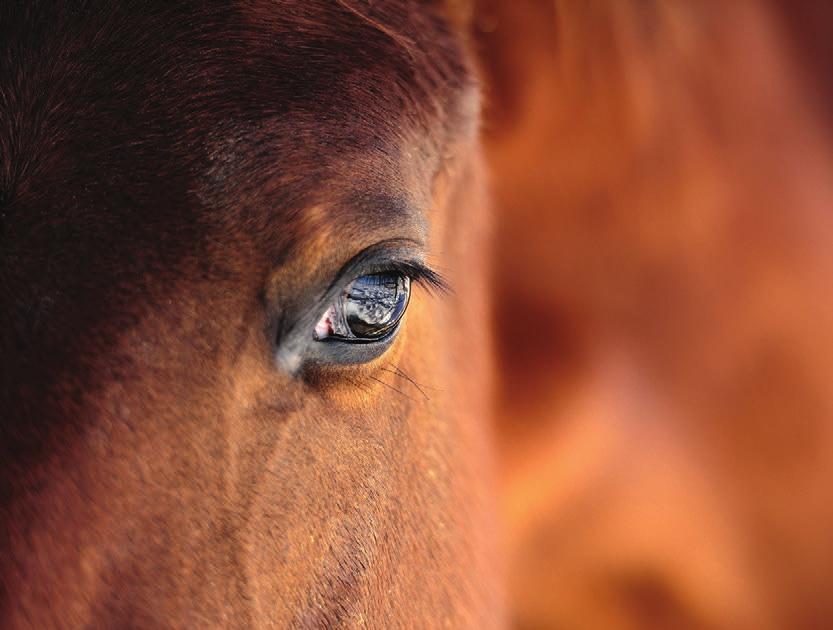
xmin=344 ymin=273 xmax=409 ymax=338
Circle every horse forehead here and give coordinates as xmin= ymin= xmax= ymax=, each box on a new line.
xmin=3 ymin=1 xmax=467 ymax=226
xmin=199 ymin=2 xmax=469 ymax=185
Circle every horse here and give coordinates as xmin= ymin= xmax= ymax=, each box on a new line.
xmin=0 ymin=1 xmax=502 ymax=626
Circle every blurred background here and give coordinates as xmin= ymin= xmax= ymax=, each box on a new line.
xmin=469 ymin=2 xmax=833 ymax=629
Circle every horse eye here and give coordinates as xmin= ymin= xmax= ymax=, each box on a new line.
xmin=313 ymin=273 xmax=411 ymax=342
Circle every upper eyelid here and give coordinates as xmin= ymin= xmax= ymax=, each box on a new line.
xmin=321 ymin=239 xmax=448 ymax=298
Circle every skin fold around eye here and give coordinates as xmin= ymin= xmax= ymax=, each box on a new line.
xmin=273 ymin=241 xmax=448 ymax=374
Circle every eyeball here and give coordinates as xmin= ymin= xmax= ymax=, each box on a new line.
xmin=313 ymin=273 xmax=410 ymax=342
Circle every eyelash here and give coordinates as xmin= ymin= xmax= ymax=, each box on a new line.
xmin=383 ymin=262 xmax=449 ymax=296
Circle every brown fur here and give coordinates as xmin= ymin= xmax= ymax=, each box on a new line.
xmin=1 ymin=1 xmax=501 ymax=627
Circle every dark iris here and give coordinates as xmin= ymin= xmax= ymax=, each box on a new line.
xmin=344 ymin=273 xmax=410 ymax=339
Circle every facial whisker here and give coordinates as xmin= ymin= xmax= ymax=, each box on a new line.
xmin=382 ymin=365 xmax=431 ymax=401
xmin=368 ymin=374 xmax=417 ymax=403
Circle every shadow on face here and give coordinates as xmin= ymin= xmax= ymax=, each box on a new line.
xmin=0 ymin=2 xmax=502 ymax=626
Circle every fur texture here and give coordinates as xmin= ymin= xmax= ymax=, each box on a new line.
xmin=1 ymin=2 xmax=500 ymax=626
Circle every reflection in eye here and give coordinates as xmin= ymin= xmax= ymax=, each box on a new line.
xmin=314 ymin=273 xmax=410 ymax=342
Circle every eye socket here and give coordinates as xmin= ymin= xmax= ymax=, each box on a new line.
xmin=273 ymin=242 xmax=447 ymax=374
xmin=313 ymin=273 xmax=411 ymax=342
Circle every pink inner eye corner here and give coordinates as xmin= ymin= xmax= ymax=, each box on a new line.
xmin=313 ymin=306 xmax=335 ymax=340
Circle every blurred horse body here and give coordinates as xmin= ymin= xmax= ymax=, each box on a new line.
xmin=479 ymin=2 xmax=833 ymax=628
